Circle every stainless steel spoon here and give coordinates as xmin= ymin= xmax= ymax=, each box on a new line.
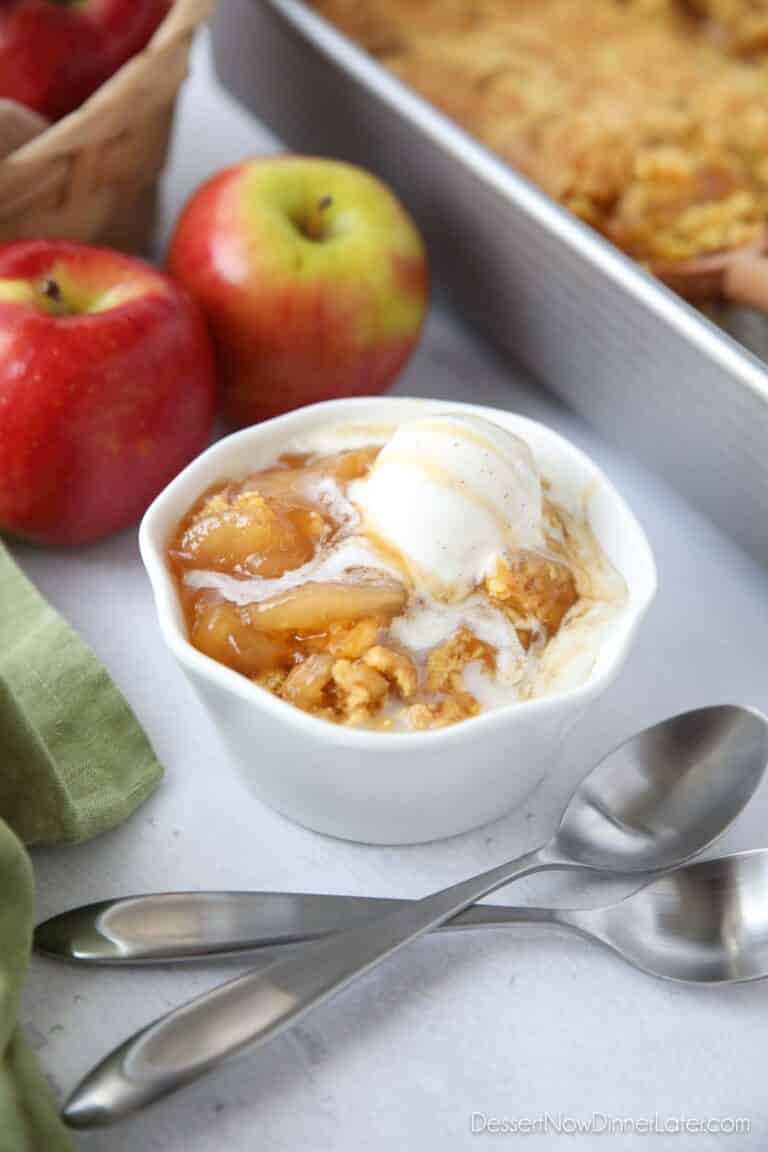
xmin=63 ymin=705 xmax=768 ymax=1129
xmin=38 ymin=851 xmax=768 ymax=982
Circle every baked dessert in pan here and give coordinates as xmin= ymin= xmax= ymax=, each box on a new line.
xmin=311 ymin=0 xmax=768 ymax=269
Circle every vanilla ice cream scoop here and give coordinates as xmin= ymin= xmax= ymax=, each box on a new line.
xmin=349 ymin=414 xmax=544 ymax=599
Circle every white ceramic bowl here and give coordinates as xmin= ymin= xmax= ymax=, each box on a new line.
xmin=140 ymin=397 xmax=656 ymax=844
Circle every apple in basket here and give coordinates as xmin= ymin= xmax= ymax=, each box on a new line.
xmin=168 ymin=157 xmax=430 ymax=426
xmin=0 ymin=0 xmax=172 ymax=121
xmin=0 ymin=240 xmax=216 ymax=546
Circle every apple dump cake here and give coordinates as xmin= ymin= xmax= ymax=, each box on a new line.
xmin=309 ymin=0 xmax=768 ymax=264
xmin=169 ymin=415 xmax=625 ymax=730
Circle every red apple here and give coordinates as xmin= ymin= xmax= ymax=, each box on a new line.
xmin=0 ymin=0 xmax=171 ymax=121
xmin=0 ymin=240 xmax=216 ymax=546
xmin=168 ymin=157 xmax=429 ymax=426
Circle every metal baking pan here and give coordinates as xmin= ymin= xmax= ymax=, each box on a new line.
xmin=211 ymin=0 xmax=768 ymax=566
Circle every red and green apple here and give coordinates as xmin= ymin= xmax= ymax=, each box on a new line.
xmin=168 ymin=157 xmax=429 ymax=426
xmin=0 ymin=0 xmax=171 ymax=121
xmin=0 ymin=240 xmax=216 ymax=546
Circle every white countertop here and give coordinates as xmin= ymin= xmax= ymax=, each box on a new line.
xmin=15 ymin=32 xmax=768 ymax=1152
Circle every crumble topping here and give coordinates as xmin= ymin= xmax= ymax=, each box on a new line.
xmin=325 ymin=617 xmax=382 ymax=659
xmin=406 ymin=694 xmax=481 ymax=731
xmin=485 ymin=552 xmax=578 ymax=641
xmin=310 ymin=0 xmax=768 ymax=263
xmin=331 ymin=658 xmax=390 ymax=725
xmin=363 ymin=644 xmax=419 ymax=701
xmin=424 ymin=626 xmax=496 ymax=695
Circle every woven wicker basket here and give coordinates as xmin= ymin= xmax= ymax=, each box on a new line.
xmin=0 ymin=0 xmax=215 ymax=255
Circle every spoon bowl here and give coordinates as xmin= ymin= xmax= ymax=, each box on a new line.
xmin=569 ymin=850 xmax=768 ymax=983
xmin=552 ymin=705 xmax=768 ymax=872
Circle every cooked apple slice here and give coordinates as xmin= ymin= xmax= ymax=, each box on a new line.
xmin=251 ymin=574 xmax=407 ymax=634
xmin=313 ymin=446 xmax=380 ymax=484
xmin=176 ymin=490 xmax=322 ymax=576
xmin=240 ymin=468 xmax=307 ymax=497
xmin=191 ymin=602 xmax=290 ymax=675
xmin=281 ymin=653 xmax=335 ymax=708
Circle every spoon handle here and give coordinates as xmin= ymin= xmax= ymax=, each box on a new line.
xmin=64 ymin=844 xmax=562 ymax=1128
xmin=37 ymin=890 xmax=563 ymax=965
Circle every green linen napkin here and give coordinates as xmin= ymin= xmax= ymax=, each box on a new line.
xmin=0 ymin=539 xmax=165 ymax=1150
xmin=0 ymin=820 xmax=69 ymax=1152
xmin=0 ymin=542 xmax=162 ymax=844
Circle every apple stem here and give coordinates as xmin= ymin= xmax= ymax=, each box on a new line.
xmin=41 ymin=278 xmax=62 ymax=304
xmin=303 ymin=195 xmax=333 ymax=242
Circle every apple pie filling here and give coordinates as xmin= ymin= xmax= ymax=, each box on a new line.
xmin=168 ymin=420 xmax=624 ymax=730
